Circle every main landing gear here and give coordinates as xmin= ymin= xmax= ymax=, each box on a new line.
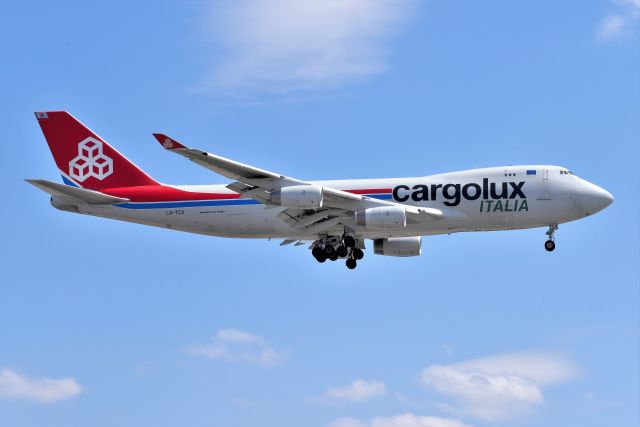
xmin=545 ymin=224 xmax=558 ymax=252
xmin=312 ymin=235 xmax=364 ymax=269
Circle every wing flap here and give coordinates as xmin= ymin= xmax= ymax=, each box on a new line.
xmin=226 ymin=181 xmax=270 ymax=204
xmin=303 ymin=217 xmax=343 ymax=234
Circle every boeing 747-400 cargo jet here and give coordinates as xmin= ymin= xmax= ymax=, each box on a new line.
xmin=27 ymin=111 xmax=614 ymax=269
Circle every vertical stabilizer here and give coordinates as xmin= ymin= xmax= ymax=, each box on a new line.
xmin=35 ymin=111 xmax=158 ymax=189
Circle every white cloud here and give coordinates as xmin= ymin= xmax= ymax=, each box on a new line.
xmin=326 ymin=379 xmax=386 ymax=402
xmin=204 ymin=0 xmax=419 ymax=94
xmin=328 ymin=418 xmax=368 ymax=427
xmin=0 ymin=369 xmax=83 ymax=403
xmin=597 ymin=0 xmax=640 ymax=41
xmin=598 ymin=14 xmax=628 ymax=40
xmin=216 ymin=328 xmax=265 ymax=344
xmin=328 ymin=413 xmax=472 ymax=427
xmin=420 ymin=352 xmax=579 ymax=421
xmin=370 ymin=414 xmax=472 ymax=427
xmin=183 ymin=328 xmax=286 ymax=367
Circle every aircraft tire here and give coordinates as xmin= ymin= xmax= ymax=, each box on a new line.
xmin=544 ymin=240 xmax=556 ymax=252
xmin=346 ymin=258 xmax=357 ymax=269
xmin=336 ymin=245 xmax=348 ymax=257
xmin=312 ymin=246 xmax=323 ymax=259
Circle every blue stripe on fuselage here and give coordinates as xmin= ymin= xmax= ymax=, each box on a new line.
xmin=116 ymin=199 xmax=259 ymax=209
xmin=114 ymin=193 xmax=392 ymax=209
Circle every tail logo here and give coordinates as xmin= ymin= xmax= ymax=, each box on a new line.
xmin=69 ymin=137 xmax=113 ymax=182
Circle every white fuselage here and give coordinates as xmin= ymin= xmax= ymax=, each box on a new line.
xmin=59 ymin=165 xmax=612 ymax=241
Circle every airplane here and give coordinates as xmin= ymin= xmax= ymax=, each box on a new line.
xmin=27 ymin=111 xmax=614 ymax=269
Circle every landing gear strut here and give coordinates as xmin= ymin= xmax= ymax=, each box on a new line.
xmin=545 ymin=225 xmax=558 ymax=252
xmin=344 ymin=235 xmax=356 ymax=248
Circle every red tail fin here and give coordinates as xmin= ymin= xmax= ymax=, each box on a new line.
xmin=35 ymin=111 xmax=158 ymax=189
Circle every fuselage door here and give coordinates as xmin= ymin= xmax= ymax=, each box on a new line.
xmin=537 ymin=169 xmax=555 ymax=202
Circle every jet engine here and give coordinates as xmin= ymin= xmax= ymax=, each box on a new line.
xmin=373 ymin=237 xmax=422 ymax=257
xmin=355 ymin=206 xmax=406 ymax=231
xmin=271 ymin=185 xmax=323 ymax=209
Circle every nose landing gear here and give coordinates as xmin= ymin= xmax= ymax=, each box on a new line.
xmin=545 ymin=225 xmax=558 ymax=252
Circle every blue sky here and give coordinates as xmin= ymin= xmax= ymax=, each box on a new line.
xmin=1 ymin=1 xmax=638 ymax=426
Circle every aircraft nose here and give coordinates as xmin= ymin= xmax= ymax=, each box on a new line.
xmin=577 ymin=180 xmax=614 ymax=216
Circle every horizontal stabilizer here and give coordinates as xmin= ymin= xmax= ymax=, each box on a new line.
xmin=25 ymin=179 xmax=129 ymax=205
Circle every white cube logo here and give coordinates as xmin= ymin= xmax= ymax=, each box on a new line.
xmin=69 ymin=137 xmax=113 ymax=182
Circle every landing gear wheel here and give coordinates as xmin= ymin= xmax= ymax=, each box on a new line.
xmin=344 ymin=236 xmax=356 ymax=248
xmin=329 ymin=253 xmax=339 ymax=261
xmin=315 ymin=253 xmax=327 ymax=263
xmin=346 ymin=258 xmax=357 ymax=269
xmin=324 ymin=245 xmax=335 ymax=256
xmin=312 ymin=246 xmax=323 ymax=259
xmin=336 ymin=245 xmax=348 ymax=258
xmin=544 ymin=240 xmax=556 ymax=252
xmin=353 ymin=248 xmax=364 ymax=260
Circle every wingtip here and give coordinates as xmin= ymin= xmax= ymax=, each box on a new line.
xmin=153 ymin=133 xmax=185 ymax=150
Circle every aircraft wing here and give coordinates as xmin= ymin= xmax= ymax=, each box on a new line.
xmin=153 ymin=133 xmax=304 ymax=191
xmin=153 ymin=134 xmax=443 ymax=232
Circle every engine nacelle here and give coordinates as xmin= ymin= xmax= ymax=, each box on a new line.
xmin=373 ymin=237 xmax=422 ymax=257
xmin=355 ymin=206 xmax=406 ymax=231
xmin=271 ymin=185 xmax=323 ymax=209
